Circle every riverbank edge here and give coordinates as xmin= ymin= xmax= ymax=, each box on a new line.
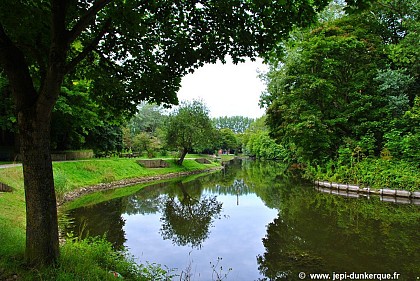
xmin=314 ymin=180 xmax=420 ymax=198
xmin=57 ymin=166 xmax=223 ymax=207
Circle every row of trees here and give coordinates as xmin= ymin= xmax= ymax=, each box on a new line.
xmin=261 ymin=0 xmax=419 ymax=165
xmin=0 ymin=84 xmax=258 ymax=162
xmin=123 ymin=101 xmax=252 ymax=163
xmin=2 ymin=78 xmax=270 ymax=162
xmin=0 ymin=75 xmax=129 ymax=155
xmin=122 ymin=102 xmax=293 ymax=163
xmin=2 ymin=75 xmax=277 ymax=162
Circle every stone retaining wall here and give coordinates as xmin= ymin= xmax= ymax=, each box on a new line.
xmin=0 ymin=182 xmax=12 ymax=192
xmin=137 ymin=159 xmax=169 ymax=168
xmin=315 ymin=180 xmax=420 ymax=205
xmin=195 ymin=158 xmax=212 ymax=164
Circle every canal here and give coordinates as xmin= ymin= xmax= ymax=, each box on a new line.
xmin=64 ymin=159 xmax=420 ymax=280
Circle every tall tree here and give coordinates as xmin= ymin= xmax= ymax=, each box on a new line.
xmin=165 ymin=100 xmax=214 ymax=164
xmin=128 ymin=103 xmax=166 ymax=136
xmin=0 ymin=0 xmax=338 ymax=266
xmin=263 ymin=0 xmax=419 ymax=164
xmin=218 ymin=128 xmax=239 ymax=154
xmin=263 ymin=15 xmax=387 ymax=163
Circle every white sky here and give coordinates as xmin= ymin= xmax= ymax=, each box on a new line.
xmin=177 ymin=58 xmax=268 ymax=119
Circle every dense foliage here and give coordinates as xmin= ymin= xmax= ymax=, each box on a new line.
xmin=216 ymin=128 xmax=240 ymax=155
xmin=51 ymin=79 xmax=127 ymax=153
xmin=242 ymin=116 xmax=287 ymax=160
xmin=263 ymin=0 xmax=419 ymax=168
xmin=122 ymin=103 xmax=167 ymax=157
xmin=0 ymin=73 xmax=14 ymax=134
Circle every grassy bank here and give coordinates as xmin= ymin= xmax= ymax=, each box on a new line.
xmin=0 ymin=157 xmax=220 ymax=280
xmin=52 ymin=157 xmax=219 ymax=196
xmin=304 ymin=158 xmax=420 ymax=191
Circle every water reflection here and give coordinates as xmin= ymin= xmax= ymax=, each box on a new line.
xmin=65 ymin=160 xmax=420 ymax=280
xmin=124 ymin=182 xmax=167 ymax=216
xmin=68 ymin=199 xmax=126 ymax=249
xmin=257 ymin=186 xmax=420 ymax=280
xmin=160 ymin=184 xmax=223 ymax=248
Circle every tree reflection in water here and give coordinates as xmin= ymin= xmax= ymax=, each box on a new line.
xmin=66 ymin=199 xmax=127 ymax=249
xmin=256 ymin=216 xmax=325 ymax=280
xmin=256 ymin=185 xmax=420 ymax=280
xmin=159 ymin=183 xmax=223 ymax=248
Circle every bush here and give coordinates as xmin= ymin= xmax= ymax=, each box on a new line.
xmin=245 ymin=131 xmax=287 ymax=160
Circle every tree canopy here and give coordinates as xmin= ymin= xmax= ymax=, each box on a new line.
xmin=263 ymin=0 xmax=419 ymax=164
xmin=0 ymin=0 xmax=331 ymax=113
xmin=165 ymin=100 xmax=214 ymax=164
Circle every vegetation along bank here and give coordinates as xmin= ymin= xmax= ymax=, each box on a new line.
xmin=0 ymin=157 xmax=222 ymax=280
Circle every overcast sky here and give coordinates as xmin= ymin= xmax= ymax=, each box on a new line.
xmin=177 ymin=58 xmax=268 ymax=119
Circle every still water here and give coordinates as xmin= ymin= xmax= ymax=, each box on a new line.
xmin=65 ymin=160 xmax=420 ymax=280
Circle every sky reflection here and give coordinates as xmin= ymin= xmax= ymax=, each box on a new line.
xmin=123 ymin=192 xmax=278 ymax=280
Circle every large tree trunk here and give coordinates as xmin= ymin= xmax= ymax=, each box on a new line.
xmin=19 ymin=107 xmax=59 ymax=266
xmin=1 ymin=23 xmax=61 ymax=267
xmin=1 ymin=1 xmax=111 ymax=268
xmin=177 ymin=147 xmax=188 ymax=165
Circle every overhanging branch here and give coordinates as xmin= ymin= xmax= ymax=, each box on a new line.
xmin=64 ymin=18 xmax=112 ymax=74
xmin=67 ymin=0 xmax=113 ymax=45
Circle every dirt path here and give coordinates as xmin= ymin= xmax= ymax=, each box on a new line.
xmin=0 ymin=163 xmax=21 ymax=169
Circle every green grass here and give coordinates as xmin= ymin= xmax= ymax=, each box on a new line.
xmin=218 ymin=154 xmax=236 ymax=162
xmin=63 ymin=169 xmax=222 ymax=211
xmin=51 ymin=157 xmax=219 ymax=195
xmin=0 ymin=166 xmax=26 ymax=260
xmin=0 ymin=157 xmax=220 ymax=280
xmin=0 ymin=165 xmax=27 ymax=278
xmin=185 ymin=153 xmax=237 ymax=162
xmin=2 ymin=236 xmax=174 ymax=281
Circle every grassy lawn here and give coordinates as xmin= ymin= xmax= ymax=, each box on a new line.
xmin=0 ymin=157 xmax=220 ymax=280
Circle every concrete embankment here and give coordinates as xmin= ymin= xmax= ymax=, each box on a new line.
xmin=314 ymin=180 xmax=420 ymax=205
xmin=0 ymin=182 xmax=12 ymax=192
